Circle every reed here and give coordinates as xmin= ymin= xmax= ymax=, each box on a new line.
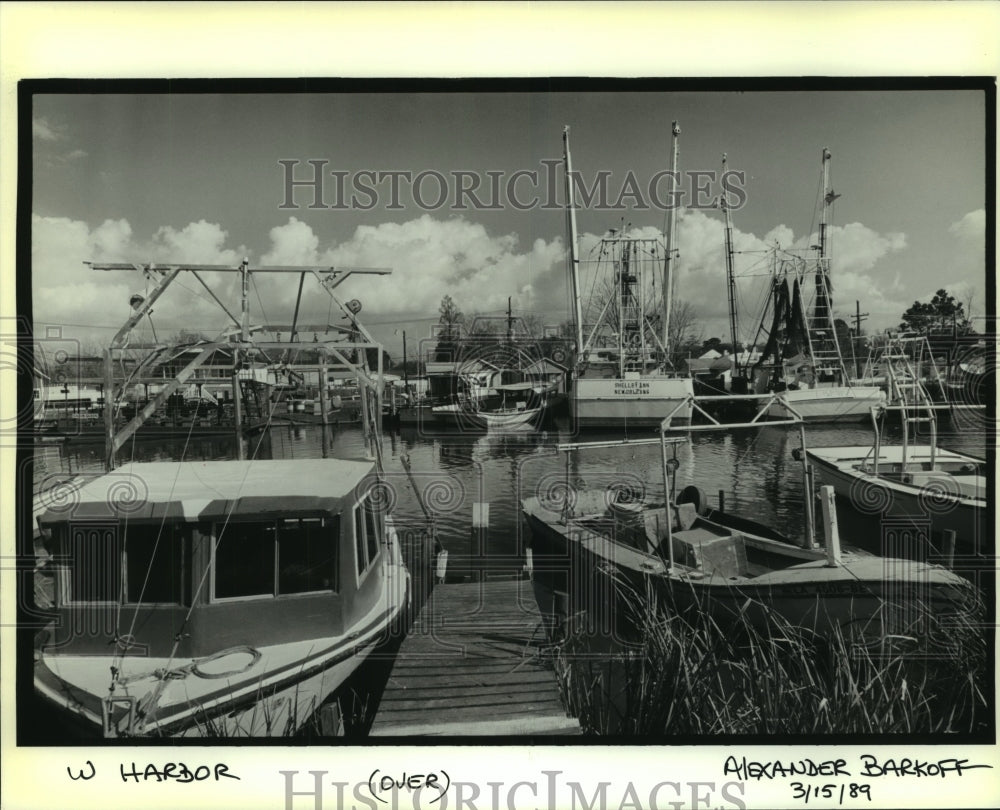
xmin=553 ymin=573 xmax=988 ymax=736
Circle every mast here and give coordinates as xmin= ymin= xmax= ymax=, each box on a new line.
xmin=562 ymin=127 xmax=585 ymax=362
xmin=721 ymin=153 xmax=739 ymax=375
xmin=816 ymin=147 xmax=836 ymax=323
xmin=662 ymin=121 xmax=681 ymax=362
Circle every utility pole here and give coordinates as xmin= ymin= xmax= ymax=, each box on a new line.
xmin=852 ymin=300 xmax=869 ymax=379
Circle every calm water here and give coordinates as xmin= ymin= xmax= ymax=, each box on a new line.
xmin=34 ymin=414 xmax=988 ymax=579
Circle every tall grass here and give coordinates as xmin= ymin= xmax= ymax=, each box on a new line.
xmin=553 ymin=574 xmax=988 ymax=736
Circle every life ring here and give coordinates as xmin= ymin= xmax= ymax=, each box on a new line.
xmin=676 ymin=485 xmax=710 ymax=516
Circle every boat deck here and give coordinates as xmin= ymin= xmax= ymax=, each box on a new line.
xmin=370 ymin=578 xmax=581 ymax=736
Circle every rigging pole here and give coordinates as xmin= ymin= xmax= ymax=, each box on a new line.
xmin=721 ymin=153 xmax=739 ymax=376
xmin=662 ymin=121 xmax=681 ymax=363
xmin=562 ymin=127 xmax=585 ymax=363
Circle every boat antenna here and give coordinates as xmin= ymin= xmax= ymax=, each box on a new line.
xmin=562 ymin=126 xmax=585 ymax=363
xmin=662 ymin=121 xmax=681 ymax=364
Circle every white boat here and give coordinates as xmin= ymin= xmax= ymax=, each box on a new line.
xmin=468 ymin=382 xmax=548 ymax=431
xmin=805 ymin=330 xmax=988 ymax=554
xmin=32 ymin=258 xmax=411 ymax=738
xmin=805 ymin=443 xmax=986 ymax=554
xmin=760 ymin=384 xmax=886 ymax=422
xmin=562 ymin=124 xmax=693 ymax=430
xmin=34 ymin=459 xmax=410 ymax=738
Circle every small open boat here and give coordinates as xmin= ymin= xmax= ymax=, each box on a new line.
xmin=806 ymin=444 xmax=986 ymax=553
xmin=33 ymin=458 xmax=409 ymax=738
xmin=522 ymin=412 xmax=978 ymax=641
xmin=468 ymin=382 xmax=548 ymax=432
xmin=523 ymin=487 xmax=975 ymax=640
xmin=806 ymin=337 xmax=987 ymax=555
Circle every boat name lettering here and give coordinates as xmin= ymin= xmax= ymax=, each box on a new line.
xmin=119 ymin=762 xmax=240 ymax=783
xmin=613 ymin=381 xmax=652 ymax=394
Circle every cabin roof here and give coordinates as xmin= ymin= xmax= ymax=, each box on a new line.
xmin=37 ymin=459 xmax=375 ymax=525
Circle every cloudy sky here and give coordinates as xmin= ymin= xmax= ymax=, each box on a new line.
xmin=31 ymin=87 xmax=987 ymax=357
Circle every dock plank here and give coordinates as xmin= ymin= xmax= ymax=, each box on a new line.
xmin=370 ymin=579 xmax=580 ymax=736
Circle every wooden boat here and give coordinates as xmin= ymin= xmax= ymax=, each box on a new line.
xmin=806 ymin=334 xmax=987 ymax=554
xmin=805 ymin=444 xmax=986 ymax=553
xmin=522 ymin=412 xmax=978 ymax=641
xmin=468 ymin=382 xmax=547 ymax=432
xmin=33 ymin=458 xmax=409 ymax=738
xmin=523 ymin=485 xmax=976 ymax=640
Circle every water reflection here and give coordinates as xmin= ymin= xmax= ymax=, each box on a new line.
xmin=34 ymin=420 xmax=986 ymax=578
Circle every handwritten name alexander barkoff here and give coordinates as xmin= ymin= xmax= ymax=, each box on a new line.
xmin=724 ymin=755 xmax=992 ymax=781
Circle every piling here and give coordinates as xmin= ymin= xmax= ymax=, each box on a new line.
xmin=819 ymin=485 xmax=841 ymax=567
xmin=943 ymin=530 xmax=957 ymax=569
xmin=318 ymin=365 xmax=329 ymax=425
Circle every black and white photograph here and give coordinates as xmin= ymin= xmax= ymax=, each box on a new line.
xmin=2 ymin=4 xmax=998 ymax=810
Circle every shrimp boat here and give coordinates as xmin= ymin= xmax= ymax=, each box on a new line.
xmin=563 ymin=124 xmax=693 ymax=429
xmin=747 ymin=149 xmax=884 ymax=422
xmin=32 ymin=260 xmax=412 ymax=737
xmin=805 ymin=335 xmax=987 ymax=555
xmin=522 ymin=402 xmax=977 ymax=639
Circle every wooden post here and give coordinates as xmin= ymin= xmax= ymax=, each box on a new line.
xmin=318 ymin=365 xmax=329 ymax=425
xmin=471 ymin=502 xmax=489 ymax=570
xmin=718 ymin=490 xmax=726 ymax=513
xmin=435 ymin=548 xmax=449 ymax=584
xmin=232 ymin=365 xmax=244 ymax=461
xmin=943 ymin=530 xmax=956 ymax=569
xmin=819 ymin=485 xmax=841 ymax=567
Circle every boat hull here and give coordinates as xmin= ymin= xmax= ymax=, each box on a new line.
xmin=468 ymin=406 xmax=543 ymax=432
xmin=805 ymin=446 xmax=986 ymax=554
xmin=33 ymin=544 xmax=410 ymax=738
xmin=570 ymin=376 xmax=694 ymax=428
xmin=523 ymin=499 xmax=974 ymax=640
xmin=759 ymin=386 xmax=885 ymax=422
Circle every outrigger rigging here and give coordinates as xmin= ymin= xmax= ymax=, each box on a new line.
xmin=89 ymin=260 xmax=391 ymax=470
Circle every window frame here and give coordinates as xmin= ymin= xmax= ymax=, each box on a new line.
xmin=211 ymin=515 xmax=340 ymax=604
xmin=352 ymin=493 xmax=383 ymax=587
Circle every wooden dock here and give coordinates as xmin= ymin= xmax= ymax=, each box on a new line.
xmin=370 ymin=578 xmax=580 ymax=736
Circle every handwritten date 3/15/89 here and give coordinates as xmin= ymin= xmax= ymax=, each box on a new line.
xmin=791 ymin=783 xmax=872 ymax=804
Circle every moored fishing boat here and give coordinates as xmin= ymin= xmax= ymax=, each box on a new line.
xmin=32 ymin=258 xmax=413 ymax=737
xmin=33 ymin=459 xmax=409 ymax=737
xmin=805 ymin=333 xmax=987 ymax=555
xmin=563 ymin=124 xmax=693 ymax=430
xmin=522 ymin=412 xmax=978 ymax=641
xmin=748 ymin=148 xmax=884 ymax=422
xmin=467 ymin=382 xmax=549 ymax=432
xmin=805 ymin=443 xmax=986 ymax=553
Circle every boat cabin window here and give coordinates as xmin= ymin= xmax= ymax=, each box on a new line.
xmin=278 ymin=517 xmax=339 ymax=594
xmin=62 ymin=522 xmax=188 ymax=606
xmin=67 ymin=524 xmax=120 ymax=604
xmin=124 ymin=523 xmax=186 ymax=604
xmin=213 ymin=517 xmax=339 ymax=601
xmin=353 ymin=497 xmax=383 ymax=578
